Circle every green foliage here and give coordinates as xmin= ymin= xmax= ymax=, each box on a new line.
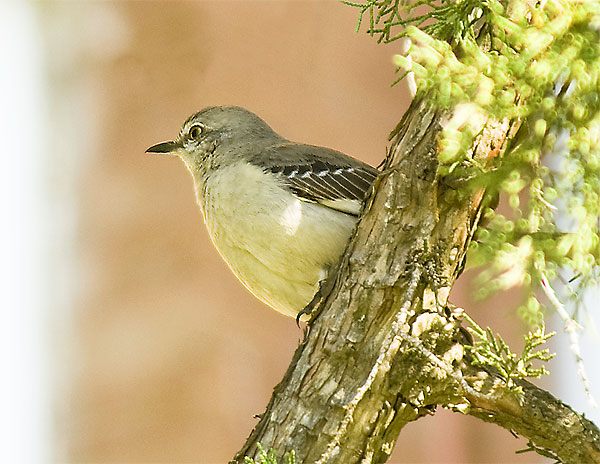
xmin=464 ymin=314 xmax=555 ymax=388
xmin=347 ymin=0 xmax=600 ymax=328
xmin=243 ymin=443 xmax=296 ymax=464
xmin=343 ymin=0 xmax=488 ymax=43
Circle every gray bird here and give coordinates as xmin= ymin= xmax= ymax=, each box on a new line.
xmin=147 ymin=106 xmax=378 ymax=319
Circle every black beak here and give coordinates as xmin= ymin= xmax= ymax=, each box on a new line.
xmin=146 ymin=140 xmax=180 ymax=154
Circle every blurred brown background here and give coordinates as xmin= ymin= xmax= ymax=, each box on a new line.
xmin=8 ymin=0 xmax=584 ymax=462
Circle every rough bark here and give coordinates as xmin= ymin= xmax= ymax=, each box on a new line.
xmin=232 ymin=98 xmax=600 ymax=464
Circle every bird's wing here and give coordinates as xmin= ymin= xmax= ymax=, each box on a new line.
xmin=254 ymin=143 xmax=379 ymax=216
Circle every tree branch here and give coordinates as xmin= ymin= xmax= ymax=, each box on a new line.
xmin=233 ymin=97 xmax=600 ymax=464
xmin=462 ymin=367 xmax=600 ymax=463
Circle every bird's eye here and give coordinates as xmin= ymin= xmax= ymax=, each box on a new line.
xmin=189 ymin=124 xmax=203 ymax=139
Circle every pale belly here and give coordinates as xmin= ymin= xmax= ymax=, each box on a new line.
xmin=198 ymin=162 xmax=357 ymax=317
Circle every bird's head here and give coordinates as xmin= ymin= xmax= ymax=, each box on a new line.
xmin=146 ymin=106 xmax=280 ymax=172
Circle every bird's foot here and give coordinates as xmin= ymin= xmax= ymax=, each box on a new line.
xmin=296 ymin=267 xmax=336 ymax=327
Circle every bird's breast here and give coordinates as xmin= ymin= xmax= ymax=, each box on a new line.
xmin=196 ymin=161 xmax=357 ymax=317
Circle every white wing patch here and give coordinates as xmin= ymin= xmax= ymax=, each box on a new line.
xmin=319 ymin=198 xmax=362 ymax=216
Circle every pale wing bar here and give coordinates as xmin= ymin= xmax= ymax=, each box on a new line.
xmin=260 ymin=146 xmax=379 ymax=216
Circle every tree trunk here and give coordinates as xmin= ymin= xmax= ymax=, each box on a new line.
xmin=233 ymin=97 xmax=600 ymax=464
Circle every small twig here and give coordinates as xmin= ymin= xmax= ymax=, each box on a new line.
xmin=516 ymin=439 xmax=561 ymax=463
xmin=540 ymin=272 xmax=597 ymax=407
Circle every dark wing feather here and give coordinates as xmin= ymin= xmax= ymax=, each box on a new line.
xmin=251 ymin=142 xmax=379 ymax=216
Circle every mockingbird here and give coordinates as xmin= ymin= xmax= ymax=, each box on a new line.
xmin=147 ymin=106 xmax=378 ymax=319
